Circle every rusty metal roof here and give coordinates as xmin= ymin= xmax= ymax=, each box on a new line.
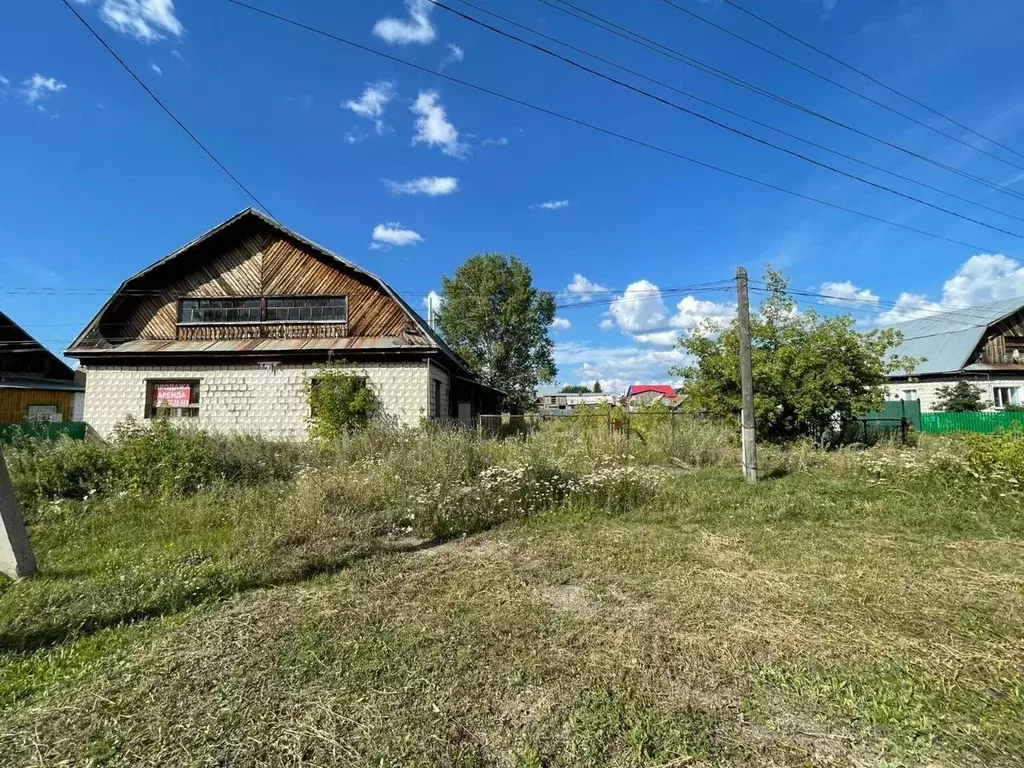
xmin=75 ymin=336 xmax=434 ymax=356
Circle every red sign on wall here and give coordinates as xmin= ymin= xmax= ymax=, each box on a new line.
xmin=154 ymin=384 xmax=192 ymax=408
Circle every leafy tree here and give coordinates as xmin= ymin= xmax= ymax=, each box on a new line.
xmin=671 ymin=269 xmax=919 ymax=444
xmin=561 ymin=384 xmax=592 ymax=394
xmin=306 ymin=365 xmax=379 ymax=440
xmin=437 ymin=253 xmax=556 ymax=412
xmin=934 ymin=381 xmax=988 ymax=412
xmin=593 ymin=380 xmax=603 ymax=393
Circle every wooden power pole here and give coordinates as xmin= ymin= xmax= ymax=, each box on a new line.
xmin=0 ymin=446 xmax=36 ymax=579
xmin=736 ymin=267 xmax=758 ymax=482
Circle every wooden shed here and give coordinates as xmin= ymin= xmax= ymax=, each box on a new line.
xmin=0 ymin=310 xmax=83 ymax=424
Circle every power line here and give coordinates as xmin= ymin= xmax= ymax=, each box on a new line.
xmin=430 ymin=0 xmax=1024 ymax=243
xmin=657 ymin=0 xmax=1024 ymax=171
xmin=57 ymin=0 xmax=275 ymax=217
xmin=220 ymin=0 xmax=1003 ymax=253
xmin=719 ymin=0 xmax=1024 ymax=165
xmin=537 ymin=0 xmax=1024 ymax=205
xmin=449 ymin=0 xmax=1024 ymax=227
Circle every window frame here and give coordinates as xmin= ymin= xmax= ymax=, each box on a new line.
xmin=176 ymin=296 xmax=348 ymax=326
xmin=993 ymin=386 xmax=1022 ymax=409
xmin=25 ymin=404 xmax=60 ymax=423
xmin=146 ymin=379 xmax=201 ymax=420
xmin=433 ymin=378 xmax=443 ymax=419
xmin=265 ymin=296 xmax=348 ymax=325
xmin=901 ymin=389 xmax=919 ymax=401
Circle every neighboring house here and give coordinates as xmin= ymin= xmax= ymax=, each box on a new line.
xmin=67 ymin=209 xmax=501 ymax=439
xmin=0 ymin=310 xmax=84 ymax=424
xmin=533 ymin=386 xmax=616 ymax=411
xmin=625 ymin=384 xmax=676 ymax=408
xmin=885 ymin=297 xmax=1024 ymax=412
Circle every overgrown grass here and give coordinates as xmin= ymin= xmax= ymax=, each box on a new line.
xmin=1 ymin=421 xmax=1023 ymax=765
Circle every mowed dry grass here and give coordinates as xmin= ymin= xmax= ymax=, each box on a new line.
xmin=2 ymin=465 xmax=1023 ymax=767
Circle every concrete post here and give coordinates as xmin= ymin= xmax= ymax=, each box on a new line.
xmin=0 ymin=446 xmax=37 ymax=579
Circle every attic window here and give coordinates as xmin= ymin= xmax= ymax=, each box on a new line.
xmin=266 ymin=297 xmax=347 ymax=323
xmin=180 ymin=298 xmax=261 ymax=324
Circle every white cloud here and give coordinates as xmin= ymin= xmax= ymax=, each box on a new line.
xmin=373 ymin=0 xmax=436 ymax=45
xmin=371 ymin=222 xmax=423 ymax=248
xmin=532 ymin=200 xmax=569 ymax=210
xmin=344 ymin=130 xmax=366 ymax=144
xmin=818 ymin=280 xmax=880 ymax=308
xmin=608 ymin=280 xmax=734 ymax=346
xmin=423 ymin=290 xmax=444 ymax=318
xmin=555 ymin=341 xmax=689 ymax=396
xmin=439 ymin=43 xmax=464 ymax=70
xmin=941 ymin=254 xmax=1024 ymax=306
xmin=551 ymin=317 xmax=572 ymax=331
xmin=20 ymin=74 xmax=66 ymax=106
xmin=344 ymin=81 xmax=395 ymax=134
xmin=384 ymin=176 xmax=458 ymax=196
xmin=148 ymin=61 xmax=162 ymax=76
xmin=850 ymin=254 xmax=1024 ymax=325
xmin=411 ymin=90 xmax=467 ymax=157
xmin=599 ymin=318 xmax=615 ymax=331
xmin=98 ymin=0 xmax=184 ymax=42
xmin=565 ymin=274 xmax=609 ymax=301
xmin=481 ymin=136 xmax=509 ymax=147
xmin=0 ymin=75 xmax=9 ymax=86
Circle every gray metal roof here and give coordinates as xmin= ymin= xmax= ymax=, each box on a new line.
xmin=535 ymin=386 xmax=564 ymax=398
xmin=886 ymin=296 xmax=1024 ymax=375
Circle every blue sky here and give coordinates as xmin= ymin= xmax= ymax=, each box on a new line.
xmin=4 ymin=0 xmax=1024 ymax=393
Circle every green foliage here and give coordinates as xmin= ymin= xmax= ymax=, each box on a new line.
xmin=436 ymin=252 xmax=556 ymax=412
xmin=934 ymin=381 xmax=988 ymax=412
xmin=305 ymin=365 xmax=379 ymax=440
xmin=7 ymin=420 xmax=308 ymax=506
xmin=673 ymin=268 xmax=920 ymax=443
xmin=961 ymin=426 xmax=1024 ymax=483
xmin=593 ymin=380 xmax=603 ymax=393
xmin=561 ymin=384 xmax=591 ymax=393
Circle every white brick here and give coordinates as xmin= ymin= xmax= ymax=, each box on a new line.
xmin=888 ymin=377 xmax=1024 ymax=412
xmin=83 ymin=361 xmax=431 ymax=440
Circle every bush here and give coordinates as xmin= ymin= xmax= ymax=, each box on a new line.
xmin=4 ymin=438 xmax=112 ymax=504
xmin=306 ymin=366 xmax=379 ymax=440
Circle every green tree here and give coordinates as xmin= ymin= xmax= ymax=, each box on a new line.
xmin=593 ymin=380 xmax=603 ymax=393
xmin=437 ymin=253 xmax=556 ymax=412
xmin=305 ymin=365 xmax=379 ymax=440
xmin=671 ymin=269 xmax=918 ymax=443
xmin=561 ymin=384 xmax=591 ymax=394
xmin=934 ymin=381 xmax=987 ymax=412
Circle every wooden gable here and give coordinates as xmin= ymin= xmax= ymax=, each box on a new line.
xmin=92 ymin=218 xmax=413 ymax=345
xmin=972 ymin=308 xmax=1024 ymax=365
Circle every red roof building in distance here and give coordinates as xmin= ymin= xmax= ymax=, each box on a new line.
xmin=626 ymin=384 xmax=676 ymax=399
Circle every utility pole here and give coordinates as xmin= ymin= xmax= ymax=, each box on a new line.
xmin=0 ymin=445 xmax=36 ymax=578
xmin=736 ymin=267 xmax=758 ymax=483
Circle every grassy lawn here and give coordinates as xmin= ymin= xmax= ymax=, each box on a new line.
xmin=1 ymin=429 xmax=1022 ymax=766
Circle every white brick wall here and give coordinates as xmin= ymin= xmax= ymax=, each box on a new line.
xmin=83 ymin=361 xmax=430 ymax=440
xmin=888 ymin=377 xmax=1024 ymax=412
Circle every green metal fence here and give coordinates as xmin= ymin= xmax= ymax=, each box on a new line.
xmin=0 ymin=422 xmax=88 ymax=443
xmin=921 ymin=411 xmax=1024 ymax=434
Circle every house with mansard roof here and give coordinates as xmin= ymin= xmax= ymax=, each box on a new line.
xmin=885 ymin=296 xmax=1024 ymax=411
xmin=67 ymin=209 xmax=501 ymax=439
xmin=1 ymin=310 xmax=84 ymax=425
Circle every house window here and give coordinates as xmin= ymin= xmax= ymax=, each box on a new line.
xmin=146 ymin=380 xmax=200 ymax=419
xmin=179 ymin=298 xmax=261 ymax=324
xmin=26 ymin=404 xmax=60 ymax=423
xmin=993 ymin=386 xmax=1022 ymax=409
xmin=266 ymin=297 xmax=347 ymax=323
xmin=433 ymin=379 xmax=443 ymax=419
xmin=902 ymin=389 xmax=919 ymax=401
